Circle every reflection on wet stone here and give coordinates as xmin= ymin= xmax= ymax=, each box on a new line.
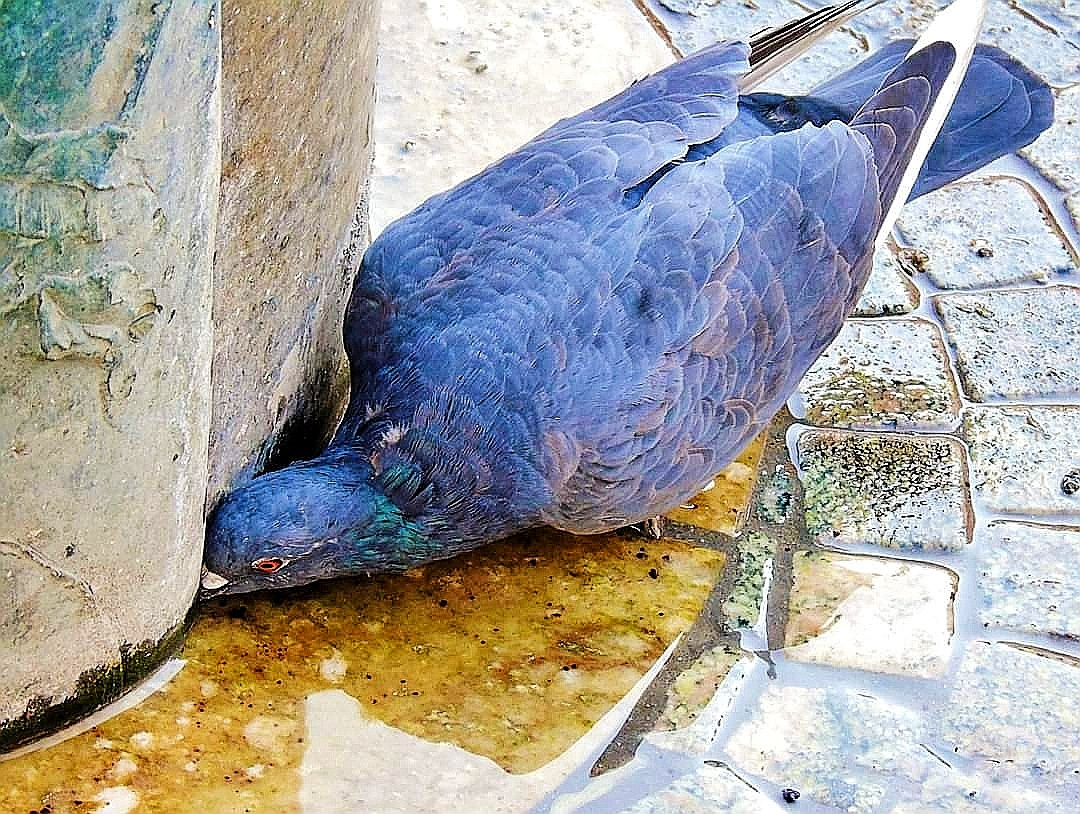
xmin=0 ymin=531 xmax=725 ymax=810
xmin=797 ymin=318 xmax=960 ymax=430
xmin=784 ymin=551 xmax=953 ymax=678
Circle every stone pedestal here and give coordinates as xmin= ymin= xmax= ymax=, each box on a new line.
xmin=0 ymin=0 xmax=378 ymax=750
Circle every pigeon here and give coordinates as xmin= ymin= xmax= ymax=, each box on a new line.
xmin=202 ymin=0 xmax=1052 ymax=596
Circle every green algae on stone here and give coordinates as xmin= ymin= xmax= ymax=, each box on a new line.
xmin=0 ymin=530 xmax=724 ymax=811
xmin=797 ymin=429 xmax=972 ymax=551
xmin=0 ymin=0 xmax=164 ymax=132
xmin=723 ymin=531 xmax=774 ymax=630
xmin=656 ymin=644 xmax=741 ymax=731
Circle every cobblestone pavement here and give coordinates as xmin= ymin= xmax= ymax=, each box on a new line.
xmin=514 ymin=1 xmax=1080 ymax=811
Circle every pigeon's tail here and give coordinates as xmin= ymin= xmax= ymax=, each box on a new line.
xmin=741 ymin=0 xmax=887 ymax=89
xmin=847 ymin=0 xmax=986 ymax=241
xmin=811 ymin=41 xmax=1054 ymax=198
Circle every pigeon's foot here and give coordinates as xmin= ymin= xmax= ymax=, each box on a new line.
xmin=626 ymin=515 xmax=665 ymax=540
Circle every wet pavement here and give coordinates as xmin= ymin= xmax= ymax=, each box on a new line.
xmin=2 ymin=0 xmax=1079 ymax=811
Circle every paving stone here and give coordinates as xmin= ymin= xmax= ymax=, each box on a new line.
xmin=796 ymin=318 xmax=960 ymax=431
xmin=846 ymin=0 xmax=1080 ymax=86
xmin=896 ymin=179 xmax=1074 ymax=290
xmin=722 ymin=682 xmax=941 ymax=812
xmin=980 ymin=0 xmax=1080 ymax=88
xmin=621 ymin=764 xmax=788 ymax=814
xmin=974 ymin=520 xmax=1080 ymax=640
xmin=722 ymin=672 xmax=1070 ymax=813
xmin=936 ymin=286 xmax=1080 ymax=401
xmin=1016 ymin=0 xmax=1080 ymax=42
xmin=963 ymin=405 xmax=1080 ymax=515
xmin=852 ymin=245 xmax=921 ymax=316
xmin=784 ymin=552 xmax=954 ymax=678
xmin=1020 ymin=85 xmax=1080 ymax=195
xmin=940 ymin=642 xmax=1080 ymax=797
xmin=797 ymin=430 xmax=971 ymax=551
xmin=723 ymin=531 xmax=774 ymax=630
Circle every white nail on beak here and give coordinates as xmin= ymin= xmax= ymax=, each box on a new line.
xmin=200 ymin=568 xmax=229 ymax=592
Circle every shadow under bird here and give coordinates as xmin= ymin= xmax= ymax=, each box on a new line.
xmin=202 ymin=0 xmax=1052 ymax=596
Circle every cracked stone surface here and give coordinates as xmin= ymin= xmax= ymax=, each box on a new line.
xmin=796 ymin=318 xmax=960 ymax=430
xmin=936 ymin=286 xmax=1080 ymax=401
xmin=942 ymin=642 xmax=1080 ymax=798
xmin=974 ymin=521 xmax=1080 ymax=640
xmin=896 ymin=179 xmax=1074 ymax=290
xmin=852 ymin=245 xmax=920 ymax=316
xmin=797 ymin=429 xmax=971 ymax=551
xmin=784 ymin=552 xmax=954 ymax=678
xmin=962 ymin=405 xmax=1080 ymax=515
xmin=1021 ymin=85 xmax=1080 ymax=194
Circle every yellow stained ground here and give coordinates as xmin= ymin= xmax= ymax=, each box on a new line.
xmin=665 ymin=435 xmax=766 ymax=534
xmin=1 ymin=531 xmax=724 ymax=813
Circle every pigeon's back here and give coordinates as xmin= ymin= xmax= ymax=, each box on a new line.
xmin=337 ymin=0 xmax=1010 ymax=539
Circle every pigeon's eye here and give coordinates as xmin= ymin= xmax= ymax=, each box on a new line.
xmin=253 ymin=557 xmax=284 ymax=574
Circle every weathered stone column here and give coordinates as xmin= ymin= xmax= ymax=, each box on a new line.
xmin=209 ymin=0 xmax=377 ymax=504
xmin=0 ymin=0 xmax=378 ymax=750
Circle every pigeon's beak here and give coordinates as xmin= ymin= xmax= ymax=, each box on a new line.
xmin=199 ymin=567 xmax=230 ymax=599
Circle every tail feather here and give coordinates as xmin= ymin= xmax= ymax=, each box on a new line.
xmin=850 ymin=44 xmax=957 ymax=211
xmin=811 ymin=41 xmax=1053 ymax=198
xmin=850 ymin=0 xmax=986 ymax=241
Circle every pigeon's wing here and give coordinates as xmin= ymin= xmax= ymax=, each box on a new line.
xmin=362 ymin=41 xmax=750 ymax=294
xmin=341 ymin=41 xmax=751 ymax=414
xmin=541 ymin=120 xmax=880 ymax=531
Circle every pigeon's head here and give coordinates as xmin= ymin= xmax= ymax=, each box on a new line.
xmin=201 ymin=454 xmax=428 ymax=597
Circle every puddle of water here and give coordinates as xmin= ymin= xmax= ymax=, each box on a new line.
xmin=0 ymin=529 xmax=725 ymax=812
xmin=784 ymin=551 xmax=876 ymax=648
xmin=664 ymin=435 xmax=765 ymax=534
